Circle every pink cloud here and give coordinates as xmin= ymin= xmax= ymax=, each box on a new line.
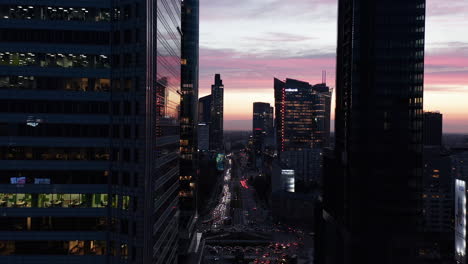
xmin=199 ymin=47 xmax=335 ymax=95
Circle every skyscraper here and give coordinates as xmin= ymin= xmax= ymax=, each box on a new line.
xmin=253 ymin=103 xmax=273 ymax=136
xmin=0 ymin=1 xmax=181 ymax=263
xmin=198 ymin=95 xmax=212 ymax=124
xmin=210 ymin=74 xmax=224 ymax=152
xmin=424 ymin=111 xmax=443 ymax=146
xmin=318 ymin=1 xmax=426 ymax=263
xmin=312 ymin=84 xmax=332 ymax=148
xmin=253 ymin=102 xmax=273 ymax=146
xmin=274 ymin=78 xmax=331 ymax=153
xmin=252 ymin=102 xmax=273 ymax=168
xmin=179 ymin=0 xmax=199 ymax=258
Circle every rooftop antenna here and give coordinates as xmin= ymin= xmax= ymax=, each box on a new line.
xmin=321 ymin=70 xmax=327 ymax=85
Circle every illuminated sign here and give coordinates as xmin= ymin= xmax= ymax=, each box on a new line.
xmin=285 ymin=88 xmax=298 ymax=92
xmin=455 ymin=179 xmax=466 ymax=262
xmin=10 ymin=177 xmax=26 ymax=184
xmin=281 ymin=169 xmax=295 ymax=193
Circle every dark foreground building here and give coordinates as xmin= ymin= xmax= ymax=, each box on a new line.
xmin=179 ymin=0 xmax=200 ymax=259
xmin=0 ymin=1 xmax=181 ymax=263
xmin=317 ymin=0 xmax=426 ymax=263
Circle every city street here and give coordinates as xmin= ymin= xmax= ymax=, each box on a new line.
xmin=200 ymin=152 xmax=314 ymax=264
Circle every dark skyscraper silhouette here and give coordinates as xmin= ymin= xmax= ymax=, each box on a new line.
xmin=424 ymin=111 xmax=443 ymax=146
xmin=210 ymin=74 xmax=224 ymax=152
xmin=312 ymin=83 xmax=332 ymax=148
xmin=252 ymin=102 xmax=273 ymax=167
xmin=179 ymin=0 xmax=199 ymax=258
xmin=253 ymin=102 xmax=273 ymax=139
xmin=317 ymin=1 xmax=426 ymax=263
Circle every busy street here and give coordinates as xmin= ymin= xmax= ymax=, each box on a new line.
xmin=200 ymin=152 xmax=314 ymax=264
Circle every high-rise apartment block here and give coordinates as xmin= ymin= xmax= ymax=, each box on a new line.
xmin=0 ymin=1 xmax=181 ymax=263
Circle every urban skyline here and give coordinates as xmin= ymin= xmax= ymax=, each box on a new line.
xmin=1 ymin=0 xmax=467 ymax=263
xmin=198 ymin=0 xmax=468 ymax=133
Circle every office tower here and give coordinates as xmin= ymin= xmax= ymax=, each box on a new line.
xmin=318 ymin=1 xmax=426 ymax=263
xmin=179 ymin=0 xmax=199 ymax=258
xmin=424 ymin=111 xmax=443 ymax=146
xmin=253 ymin=103 xmax=273 ymax=149
xmin=274 ymin=78 xmax=331 ymax=153
xmin=252 ymin=102 xmax=273 ymax=169
xmin=210 ymin=74 xmax=224 ymax=152
xmin=198 ymin=95 xmax=212 ymax=124
xmin=198 ymin=95 xmax=211 ymax=152
xmin=253 ymin=102 xmax=274 ymax=137
xmin=281 ymin=149 xmax=323 ymax=187
xmin=422 ymin=147 xmax=453 ymax=260
xmin=198 ymin=123 xmax=210 ymax=152
xmin=312 ymin=84 xmax=332 ymax=148
xmin=0 ymin=1 xmax=180 ymax=263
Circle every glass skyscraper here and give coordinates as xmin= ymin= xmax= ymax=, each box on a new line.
xmin=317 ymin=0 xmax=426 ymax=263
xmin=0 ymin=1 xmax=181 ymax=263
xmin=274 ymin=78 xmax=331 ymax=153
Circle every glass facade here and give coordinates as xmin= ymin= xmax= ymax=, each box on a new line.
xmin=0 ymin=0 xmax=180 ymax=263
xmin=274 ymin=78 xmax=331 ymax=153
xmin=179 ymin=0 xmax=199 ymax=255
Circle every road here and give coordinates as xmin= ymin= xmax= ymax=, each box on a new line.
xmin=201 ymin=152 xmax=314 ymax=264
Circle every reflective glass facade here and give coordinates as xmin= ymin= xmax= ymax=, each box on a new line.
xmin=0 ymin=1 xmax=180 ymax=264
xmin=274 ymin=78 xmax=331 ymax=153
xmin=179 ymin=0 xmax=199 ymax=256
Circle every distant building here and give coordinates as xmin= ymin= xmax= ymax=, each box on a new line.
xmin=281 ymin=149 xmax=323 ymax=186
xmin=252 ymin=102 xmax=274 ymax=169
xmin=198 ymin=95 xmax=212 ymax=153
xmin=210 ymin=74 xmax=224 ymax=152
xmin=312 ymin=84 xmax=332 ymax=148
xmin=422 ymin=147 xmax=453 ymax=260
xmin=198 ymin=123 xmax=210 ymax=151
xmin=424 ymin=112 xmax=443 ymax=146
xmin=274 ymin=78 xmax=331 ymax=153
xmin=198 ymin=95 xmax=212 ymax=124
xmin=253 ymin=102 xmax=274 ymax=138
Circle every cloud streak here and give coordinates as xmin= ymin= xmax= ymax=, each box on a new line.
xmin=200 ymin=0 xmax=468 ymax=133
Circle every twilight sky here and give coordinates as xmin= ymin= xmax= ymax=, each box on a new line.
xmin=199 ymin=0 xmax=468 ymax=133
